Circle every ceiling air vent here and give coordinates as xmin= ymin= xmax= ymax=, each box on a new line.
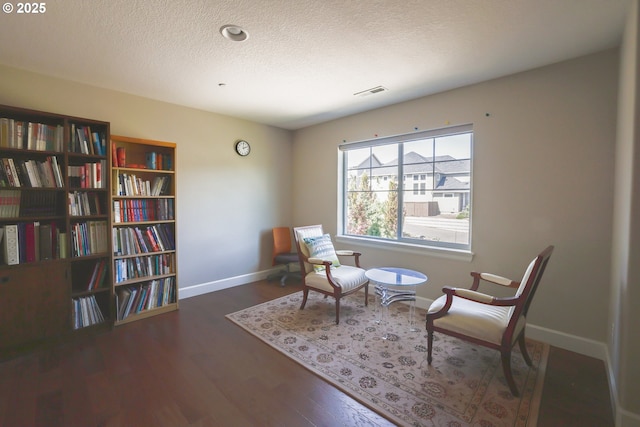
xmin=354 ymin=86 xmax=388 ymax=97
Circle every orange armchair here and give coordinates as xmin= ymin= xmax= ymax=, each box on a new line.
xmin=269 ymin=227 xmax=300 ymax=286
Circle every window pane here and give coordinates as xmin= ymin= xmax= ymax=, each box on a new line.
xmin=345 ymin=144 xmax=399 ymax=239
xmin=404 ymin=139 xmax=434 ymax=165
xmin=434 ymin=133 xmax=471 ymax=159
xmin=342 ymin=126 xmax=472 ymax=250
xmin=346 ymin=147 xmax=373 ymax=170
xmin=402 ymin=191 xmax=470 ymax=244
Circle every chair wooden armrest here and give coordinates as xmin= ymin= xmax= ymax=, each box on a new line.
xmin=444 ymin=286 xmax=520 ymax=307
xmin=335 ymin=250 xmax=362 ymax=267
xmin=470 ymin=271 xmax=519 ymax=290
xmin=307 ymin=258 xmax=338 ymax=285
xmin=308 ymin=257 xmax=332 ymax=265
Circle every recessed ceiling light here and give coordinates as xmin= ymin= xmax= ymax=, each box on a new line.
xmin=220 ymin=25 xmax=249 ymax=42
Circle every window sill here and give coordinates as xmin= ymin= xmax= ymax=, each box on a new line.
xmin=335 ymin=235 xmax=474 ymax=262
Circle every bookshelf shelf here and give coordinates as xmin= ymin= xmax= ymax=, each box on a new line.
xmin=114 ymin=272 xmax=176 ymax=287
xmin=110 ymin=135 xmax=178 ymax=325
xmin=0 ymin=104 xmax=113 ymax=360
xmin=115 ymin=303 xmax=177 ymax=325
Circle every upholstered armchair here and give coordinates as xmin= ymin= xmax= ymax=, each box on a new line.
xmin=426 ymin=245 xmax=554 ymax=396
xmin=293 ymin=225 xmax=369 ymax=324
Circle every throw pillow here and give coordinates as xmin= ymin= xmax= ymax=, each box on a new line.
xmin=303 ymin=234 xmax=341 ymax=272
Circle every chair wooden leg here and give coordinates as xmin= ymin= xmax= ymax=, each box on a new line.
xmin=518 ymin=334 xmax=532 ymax=366
xmin=335 ymin=297 xmax=340 ymax=324
xmin=364 ymin=284 xmax=369 ymax=306
xmin=501 ymin=350 xmax=520 ymax=397
xmin=427 ymin=329 xmax=434 ymax=364
xmin=299 ymin=288 xmax=309 ymax=310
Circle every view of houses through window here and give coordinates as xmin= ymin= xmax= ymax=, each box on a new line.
xmin=341 ymin=125 xmax=472 ymax=250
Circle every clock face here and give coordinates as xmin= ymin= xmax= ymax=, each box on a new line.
xmin=235 ymin=140 xmax=251 ymax=156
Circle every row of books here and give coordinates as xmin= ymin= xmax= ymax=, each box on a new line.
xmin=0 ymin=189 xmax=20 ymax=217
xmin=70 ymin=124 xmax=107 ymax=156
xmin=111 ymin=146 xmax=172 ymax=171
xmin=115 ymin=173 xmax=171 ymax=196
xmin=0 ymin=118 xmax=64 ymax=152
xmin=0 ymin=189 xmax=61 ymax=218
xmin=68 ymin=160 xmax=106 ymax=189
xmin=84 ymin=259 xmax=108 ymax=291
xmin=72 ymin=295 xmax=106 ymax=329
xmin=113 ymin=198 xmax=174 ymax=223
xmin=68 ymin=191 xmax=103 ymax=217
xmin=70 ymin=220 xmax=108 ymax=257
xmin=115 ymin=277 xmax=176 ymax=321
xmin=114 ymin=253 xmax=175 ymax=284
xmin=2 ymin=222 xmax=66 ymax=265
xmin=112 ymin=224 xmax=175 ymax=256
xmin=144 ymin=151 xmax=173 ymax=171
xmin=1 ymin=156 xmax=64 ymax=188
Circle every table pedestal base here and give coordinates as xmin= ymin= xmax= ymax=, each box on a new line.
xmin=375 ymin=284 xmax=419 ymax=338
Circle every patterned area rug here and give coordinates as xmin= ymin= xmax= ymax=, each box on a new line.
xmin=226 ymin=291 xmax=548 ymax=427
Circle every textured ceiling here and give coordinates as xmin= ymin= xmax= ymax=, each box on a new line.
xmin=0 ymin=0 xmax=631 ymax=129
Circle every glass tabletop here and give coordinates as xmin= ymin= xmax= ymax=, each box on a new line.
xmin=365 ymin=267 xmax=428 ymax=286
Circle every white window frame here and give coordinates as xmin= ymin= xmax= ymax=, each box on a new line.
xmin=338 ymin=124 xmax=473 ymax=258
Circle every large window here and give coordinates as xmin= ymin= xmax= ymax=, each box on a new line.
xmin=340 ymin=124 xmax=472 ymax=251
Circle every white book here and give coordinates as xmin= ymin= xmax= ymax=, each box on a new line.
xmin=3 ymin=224 xmax=18 ymax=265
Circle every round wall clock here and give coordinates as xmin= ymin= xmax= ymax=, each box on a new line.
xmin=235 ymin=139 xmax=251 ymax=156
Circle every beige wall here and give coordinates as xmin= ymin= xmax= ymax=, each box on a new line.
xmin=0 ymin=65 xmax=293 ymax=289
xmin=293 ymin=49 xmax=619 ymax=344
xmin=611 ymin=0 xmax=640 ymax=424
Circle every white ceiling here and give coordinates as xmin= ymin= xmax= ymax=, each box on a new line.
xmin=0 ymin=0 xmax=631 ymax=130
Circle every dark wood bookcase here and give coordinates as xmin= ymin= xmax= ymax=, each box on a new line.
xmin=110 ymin=135 xmax=178 ymax=325
xmin=0 ymin=104 xmax=113 ymax=360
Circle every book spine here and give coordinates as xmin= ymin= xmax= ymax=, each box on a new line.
xmin=3 ymin=224 xmax=19 ymax=265
xmin=116 ymin=147 xmax=126 ymax=168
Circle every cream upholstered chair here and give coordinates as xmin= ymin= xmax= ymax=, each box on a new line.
xmin=293 ymin=225 xmax=369 ymax=324
xmin=426 ymin=245 xmax=554 ymax=397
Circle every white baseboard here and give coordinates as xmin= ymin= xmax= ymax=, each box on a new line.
xmin=179 ymin=269 xmax=273 ymax=299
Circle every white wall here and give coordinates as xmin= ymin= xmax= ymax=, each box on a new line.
xmin=0 ymin=64 xmax=293 ymax=293
xmin=610 ymin=0 xmax=640 ymax=424
xmin=292 ymin=49 xmax=619 ymax=346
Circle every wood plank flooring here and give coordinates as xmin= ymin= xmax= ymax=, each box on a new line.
xmin=0 ymin=280 xmax=614 ymax=426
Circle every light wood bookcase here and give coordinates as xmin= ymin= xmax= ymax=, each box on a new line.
xmin=110 ymin=135 xmax=178 ymax=325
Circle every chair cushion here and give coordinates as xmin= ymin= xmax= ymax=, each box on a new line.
xmin=303 ymin=234 xmax=341 ymax=272
xmin=428 ymin=295 xmax=525 ymax=345
xmin=274 ymin=252 xmax=299 ymax=264
xmin=305 ymin=265 xmax=367 ymax=293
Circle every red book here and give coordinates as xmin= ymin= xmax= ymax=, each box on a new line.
xmin=145 ymin=228 xmax=160 ymax=252
xmin=116 ymin=147 xmax=126 ymax=168
xmin=111 ymin=143 xmax=118 ymax=167
xmin=25 ymin=222 xmax=36 ymax=262
xmin=96 ymin=161 xmax=102 ymax=188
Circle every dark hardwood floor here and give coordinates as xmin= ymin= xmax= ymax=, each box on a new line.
xmin=0 ymin=280 xmax=614 ymax=426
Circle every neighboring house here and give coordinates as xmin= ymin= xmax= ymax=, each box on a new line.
xmin=353 ymin=151 xmax=470 ymax=215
